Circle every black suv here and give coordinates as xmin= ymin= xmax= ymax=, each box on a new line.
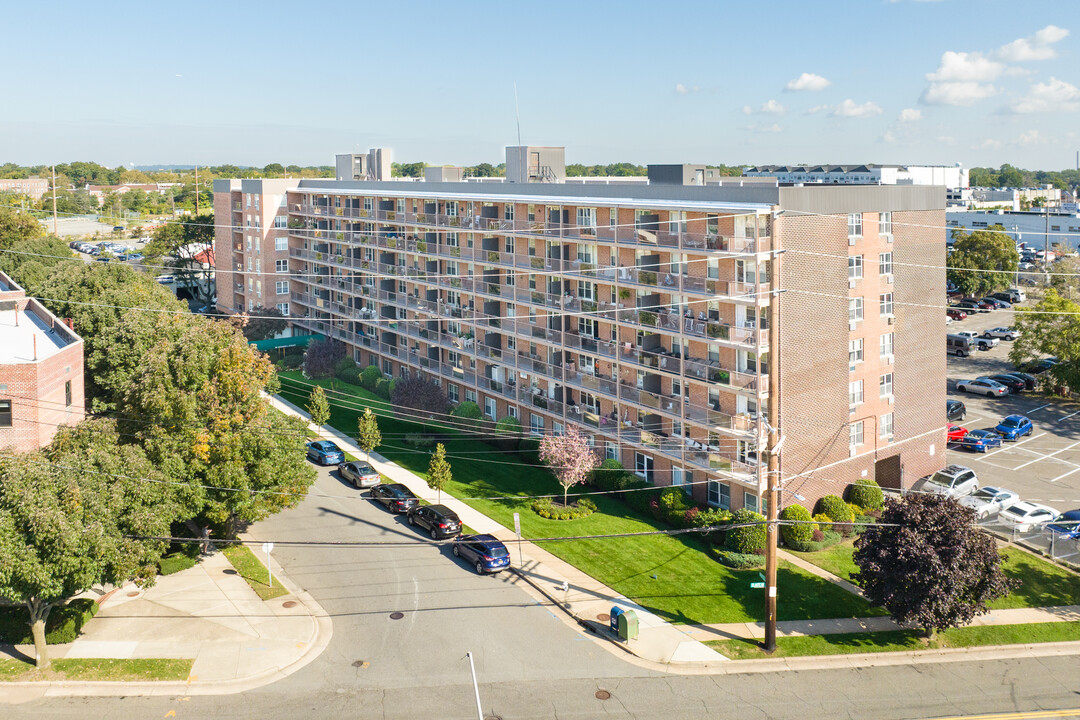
xmin=947 ymin=399 xmax=966 ymax=422
xmin=407 ymin=504 xmax=462 ymax=539
xmin=982 ymin=374 xmax=1026 ymax=393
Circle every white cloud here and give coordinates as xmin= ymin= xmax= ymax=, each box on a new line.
xmin=833 ymin=99 xmax=883 ymax=118
xmin=745 ymin=123 xmax=783 ymax=134
xmin=1016 ymin=129 xmax=1050 ymax=147
xmin=927 ymin=51 xmax=1003 ymax=82
xmin=899 ymin=108 xmax=922 ymax=122
xmin=1003 ymin=66 xmax=1035 ymax=77
xmin=921 ymin=81 xmax=998 ymax=106
xmin=936 ymin=136 xmax=956 ymax=146
xmin=784 ymin=73 xmax=831 ymax=92
xmin=879 ymin=130 xmax=897 ymax=144
xmin=806 ymin=104 xmax=830 ymax=115
xmin=1008 ymin=77 xmax=1080 ymax=113
xmin=995 ymin=25 xmax=1070 ymax=62
xmin=974 ymin=138 xmax=1003 ymax=150
xmin=744 ymin=99 xmax=785 ymax=115
xmin=675 ymin=83 xmax=700 ymax=95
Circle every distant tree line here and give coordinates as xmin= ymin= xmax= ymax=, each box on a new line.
xmin=969 ymin=164 xmax=1080 ymax=190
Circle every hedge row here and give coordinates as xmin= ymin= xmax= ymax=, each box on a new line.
xmin=0 ymin=599 xmax=99 ymax=645
xmin=531 ymin=497 xmax=597 ymax=520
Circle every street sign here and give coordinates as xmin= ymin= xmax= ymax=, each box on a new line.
xmin=513 ymin=513 xmax=521 ymax=537
xmin=262 ymin=542 xmax=275 ymax=588
xmin=750 ymin=582 xmax=765 ymax=589
xmin=758 ymin=572 xmax=766 ymax=581
xmin=262 ymin=542 xmax=274 ymax=554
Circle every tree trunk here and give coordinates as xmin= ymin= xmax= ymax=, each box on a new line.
xmin=923 ymin=627 xmax=937 ymax=642
xmin=27 ymin=598 xmax=52 ymax=670
xmin=564 ymin=486 xmax=568 ymax=508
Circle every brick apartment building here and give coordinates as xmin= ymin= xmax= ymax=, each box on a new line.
xmin=0 ymin=177 xmax=50 ymax=201
xmin=0 ymin=272 xmax=85 ymax=452
xmin=214 ymin=148 xmax=946 ymax=512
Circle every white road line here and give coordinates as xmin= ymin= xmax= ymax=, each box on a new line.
xmin=1013 ymin=440 xmax=1080 ymax=470
xmin=1028 ymin=403 xmax=1052 ymax=413
xmin=1060 ymin=410 xmax=1080 ymax=421
xmin=984 ymin=432 xmax=1047 ymax=457
xmin=1050 ymin=466 xmax=1080 ymax=483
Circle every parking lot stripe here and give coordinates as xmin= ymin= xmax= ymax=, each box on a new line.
xmin=1012 ymin=440 xmax=1080 ymax=470
xmin=984 ymin=432 xmax=1047 ymax=457
xmin=1028 ymin=403 xmax=1052 ymax=413
xmin=1059 ymin=409 xmax=1080 ymax=421
xmin=1050 ymin=466 xmax=1080 ymax=483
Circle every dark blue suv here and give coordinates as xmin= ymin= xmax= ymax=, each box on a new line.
xmin=453 ymin=534 xmax=511 ymax=574
xmin=306 ymin=440 xmax=345 ymax=465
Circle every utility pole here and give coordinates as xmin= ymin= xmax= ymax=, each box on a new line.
xmin=50 ymin=165 xmax=58 ymax=236
xmin=195 ymin=165 xmax=200 ymax=215
xmin=763 ymin=212 xmax=781 ymax=653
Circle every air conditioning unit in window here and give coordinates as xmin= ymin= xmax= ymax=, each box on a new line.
xmin=848 ymin=279 xmax=857 ymax=289
xmin=885 ymin=274 xmax=894 ymax=284
xmin=848 ymin=236 xmax=857 ymax=246
xmin=849 ymin=321 xmax=857 ymax=331
xmin=883 ymin=355 xmax=894 ymax=365
xmin=887 ymin=395 xmax=894 ymax=404
xmin=848 ymin=445 xmax=858 ymax=457
xmin=887 ymin=316 xmax=895 ymax=325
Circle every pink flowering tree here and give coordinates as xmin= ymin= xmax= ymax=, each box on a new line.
xmin=539 ymin=426 xmax=600 ymax=507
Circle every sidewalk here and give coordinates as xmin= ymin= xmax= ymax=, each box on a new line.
xmin=0 ymin=543 xmax=332 ymax=699
xmin=271 ymin=393 xmax=726 ymax=667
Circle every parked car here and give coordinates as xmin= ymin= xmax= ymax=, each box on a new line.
xmin=981 ymin=297 xmax=1012 ymax=309
xmin=1045 ymin=510 xmax=1080 ymax=541
xmin=981 ymin=374 xmax=1026 ymax=393
xmin=337 ymin=460 xmax=380 ymax=488
xmin=995 ymin=414 xmax=1033 ymax=441
xmin=1007 ymin=371 xmax=1037 ymax=391
xmin=983 ymin=327 xmax=1020 ymax=341
xmin=126 ymin=252 xmax=144 ymax=262
xmin=955 ymin=331 xmax=998 ymax=351
xmin=959 ymin=486 xmax=1019 ymax=519
xmin=947 ymin=424 xmax=969 ymax=443
xmin=407 ymin=504 xmax=462 ymax=539
xmin=945 ymin=315 xmax=952 ymax=326
xmin=975 ymin=299 xmax=998 ymax=311
xmin=946 ymin=309 xmax=968 ymax=321
xmin=960 ymin=429 xmax=1003 ymax=453
xmin=924 ymin=465 xmax=979 ymax=498
xmin=947 ymin=334 xmax=973 ymax=357
xmin=956 ymin=378 xmax=1008 ymax=397
xmin=452 ymin=534 xmax=511 ymax=574
xmin=369 ymin=483 xmax=419 ymax=513
xmin=953 ymin=300 xmax=984 ymax=313
xmin=999 ymin=502 xmax=1059 ymax=533
xmin=1020 ymin=358 xmax=1058 ymax=375
xmin=947 ymin=399 xmax=966 ymax=422
xmin=306 ymin=440 xmax=345 ymax=465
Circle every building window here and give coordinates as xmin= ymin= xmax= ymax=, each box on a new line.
xmin=849 ymin=297 xmax=863 ymax=323
xmin=276 ymin=303 xmax=289 ymax=316
xmin=708 ymin=480 xmax=731 ymax=509
xmin=273 ymin=215 xmax=287 ymax=228
xmin=508 ymin=405 xmax=518 ymax=419
xmin=0 ymin=399 xmax=11 ymax=427
xmin=484 ymin=397 xmax=496 ymax=418
xmin=634 ymin=452 xmax=654 ymax=483
xmin=577 ymin=207 xmax=597 ymax=234
xmin=880 ymin=413 xmax=894 ymax=439
xmin=275 ymin=236 xmax=287 ymax=251
xmin=65 ymin=381 xmax=72 ymax=407
xmin=880 ymin=373 xmax=893 ymax=398
xmin=530 ymin=414 xmax=544 ymax=435
xmin=849 ymin=338 xmax=864 ymax=365
xmin=880 ymin=293 xmax=894 ymax=317
xmin=275 ymin=259 xmax=288 ymax=273
xmin=465 ymin=389 xmax=476 ymax=404
xmin=447 ymin=384 xmax=459 ymax=403
xmin=879 ymin=252 xmax=893 ymax=276
xmin=880 ymin=332 xmax=894 ymax=358
xmin=606 ymin=442 xmax=618 ymax=460
xmin=276 ymin=280 xmax=289 ymax=295
xmin=848 ymin=255 xmax=863 ymax=280
xmin=848 ymin=212 xmax=863 ymax=238
xmin=850 ymin=421 xmax=864 ymax=447
xmin=672 ymin=466 xmax=692 ymax=495
xmin=849 ymin=380 xmax=864 ymax=407
xmin=879 ymin=211 xmax=892 ymax=236
xmin=504 ymin=204 xmax=515 ymax=221
xmin=553 ymin=421 xmax=564 ymax=436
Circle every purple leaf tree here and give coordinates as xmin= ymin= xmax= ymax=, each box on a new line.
xmin=539 ymin=426 xmax=599 ymax=507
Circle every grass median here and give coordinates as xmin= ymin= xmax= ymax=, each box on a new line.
xmin=278 ymin=371 xmax=878 ymax=625
xmin=222 ymin=544 xmax=289 ymax=601
xmin=0 ymin=658 xmax=193 ymax=682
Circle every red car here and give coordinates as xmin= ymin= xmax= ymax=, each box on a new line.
xmin=947 ymin=308 xmax=967 ymax=321
xmin=947 ymin=424 xmax=969 ymax=443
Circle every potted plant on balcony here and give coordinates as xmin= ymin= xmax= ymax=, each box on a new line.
xmin=638 ymin=310 xmax=657 ymax=327
xmin=710 ymin=369 xmax=730 ymax=384
xmin=707 ymin=323 xmax=726 ymax=339
xmin=531 ymin=257 xmax=544 ymax=269
xmin=315 ymin=251 xmax=323 ymax=260
xmin=487 ymin=250 xmax=499 ymax=263
xmin=618 ymin=288 xmax=631 ymax=300
xmin=416 ymin=240 xmax=427 ymax=252
xmin=638 ymin=270 xmax=657 ymax=285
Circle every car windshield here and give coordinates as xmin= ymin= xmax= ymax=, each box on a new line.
xmin=971 ymin=488 xmax=995 ymax=500
xmin=356 ymin=463 xmax=374 ymax=473
xmin=387 ymin=486 xmax=408 ymax=498
xmin=929 ymin=472 xmax=958 ymax=487
xmin=486 ymin=546 xmax=509 ymax=558
xmin=1002 ymin=419 xmax=1021 ymax=428
xmin=1002 ymin=506 xmax=1029 ymax=518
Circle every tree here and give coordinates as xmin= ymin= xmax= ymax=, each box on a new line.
xmin=307 ymin=385 xmax=330 ymax=429
xmin=391 ymin=376 xmax=450 ymax=419
xmin=450 ymin=400 xmax=483 ymax=431
xmin=262 ymin=163 xmax=285 ymax=177
xmin=427 ymin=443 xmax=452 ymax=503
xmin=239 ymin=305 xmax=288 ymax=341
xmin=303 ymin=338 xmax=347 ymax=379
xmin=538 ymin=426 xmax=599 ymax=507
xmin=1010 ymin=289 xmax=1080 ymax=392
xmin=0 ymin=419 xmax=176 ymax=668
xmin=853 ymin=494 xmax=1014 ymax=638
xmin=946 ymin=225 xmax=1018 ymax=297
xmin=357 ymin=408 xmax=382 ymax=460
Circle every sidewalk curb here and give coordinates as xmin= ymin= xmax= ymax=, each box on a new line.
xmin=0 ymin=547 xmax=334 ymax=699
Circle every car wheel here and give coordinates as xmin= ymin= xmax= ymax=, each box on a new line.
xmin=982 ymin=333 xmax=992 ymax=339
xmin=475 ymin=561 xmax=484 ymax=575
xmin=430 ymin=528 xmax=438 ymax=540
xmin=452 ymin=544 xmax=460 ymax=557
xmin=960 ymin=413 xmax=966 ymax=421
xmin=987 ymin=390 xmax=996 ymax=397
xmin=408 ymin=513 xmax=415 ymax=525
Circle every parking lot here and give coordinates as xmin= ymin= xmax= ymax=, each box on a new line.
xmin=944 ymin=305 xmax=1080 ymax=563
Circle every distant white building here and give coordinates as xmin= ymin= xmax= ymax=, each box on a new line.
xmin=743 ymin=164 xmax=968 ymax=189
xmin=947 ymin=208 xmax=1080 ymax=251
xmin=947 ymin=185 xmax=1062 ymax=210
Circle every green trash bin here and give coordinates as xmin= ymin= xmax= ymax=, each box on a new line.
xmin=617 ymin=609 xmax=638 ymax=641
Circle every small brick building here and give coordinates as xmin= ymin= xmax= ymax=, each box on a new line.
xmin=0 ymin=272 xmax=84 ymax=452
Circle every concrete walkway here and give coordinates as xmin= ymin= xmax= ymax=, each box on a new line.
xmin=0 ymin=542 xmax=332 ymax=699
xmin=270 ymin=393 xmax=726 ymax=666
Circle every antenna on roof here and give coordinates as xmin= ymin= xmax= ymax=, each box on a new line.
xmin=514 ymin=83 xmax=522 ymax=147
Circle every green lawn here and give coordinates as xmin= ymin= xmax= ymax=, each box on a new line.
xmin=708 ymin=621 xmax=1080 ymax=660
xmin=789 ymin=540 xmax=1080 ymax=610
xmin=0 ymin=658 xmax=193 ymax=682
xmin=221 ymin=545 xmax=289 ymax=601
xmin=278 ymin=372 xmax=878 ymax=624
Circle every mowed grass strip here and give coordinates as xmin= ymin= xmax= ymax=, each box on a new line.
xmin=0 ymin=658 xmax=193 ymax=682
xmin=278 ymin=372 xmax=879 ymax=624
xmin=708 ymin=621 xmax=1080 ymax=660
xmin=221 ymin=545 xmax=289 ymax=601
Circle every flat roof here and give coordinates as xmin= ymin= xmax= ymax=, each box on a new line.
xmin=0 ymin=306 xmax=76 ymax=363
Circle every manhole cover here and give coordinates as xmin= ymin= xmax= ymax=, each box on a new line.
xmin=282 ymin=601 xmax=298 ymax=608
xmin=595 ymin=690 xmax=611 ymax=701
xmin=389 ymin=612 xmax=405 ymax=620
xmin=597 ymin=613 xmax=610 ymax=622
xmin=352 ymin=660 xmax=370 ymax=668
xmin=127 ymin=592 xmax=139 ymax=598
xmin=223 ymin=569 xmax=238 ymax=575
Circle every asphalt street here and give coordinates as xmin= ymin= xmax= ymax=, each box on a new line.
xmin=8 ymin=462 xmax=1080 ymax=719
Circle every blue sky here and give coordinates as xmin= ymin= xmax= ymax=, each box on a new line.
xmin=3 ymin=0 xmax=1077 ymax=169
